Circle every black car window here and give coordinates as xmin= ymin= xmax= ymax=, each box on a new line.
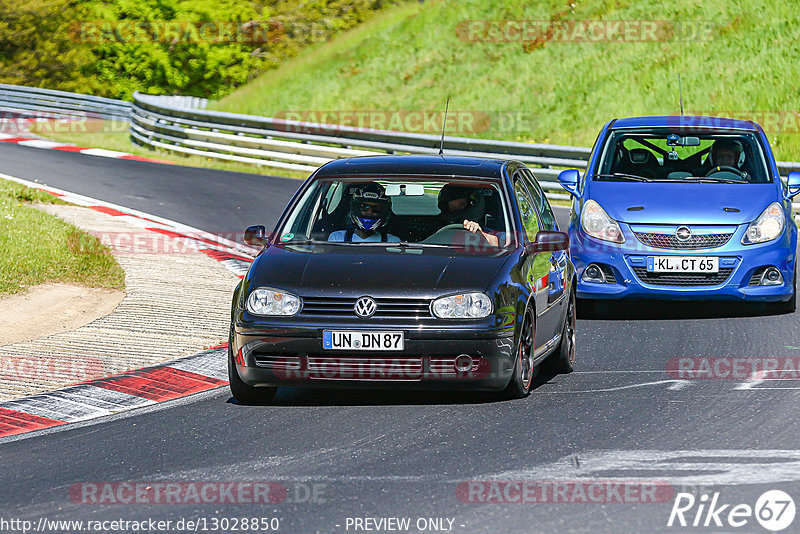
xmin=595 ymin=130 xmax=771 ymax=183
xmin=513 ymin=178 xmax=540 ymax=243
xmin=521 ymin=169 xmax=557 ymax=231
xmin=280 ymin=178 xmax=511 ymax=251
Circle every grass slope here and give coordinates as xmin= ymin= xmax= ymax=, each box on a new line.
xmin=0 ymin=179 xmax=125 ymax=295
xmin=215 ymin=0 xmax=800 ymax=161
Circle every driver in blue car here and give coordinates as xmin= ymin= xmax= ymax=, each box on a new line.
xmin=437 ymin=185 xmax=500 ymax=246
xmin=706 ymin=138 xmax=745 ymax=171
xmin=328 ymin=182 xmax=401 ymax=242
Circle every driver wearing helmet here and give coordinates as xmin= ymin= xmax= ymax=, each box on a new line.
xmin=437 ymin=184 xmax=500 ymax=247
xmin=328 ymin=182 xmax=401 ymax=242
xmin=707 ymin=138 xmax=745 ymax=170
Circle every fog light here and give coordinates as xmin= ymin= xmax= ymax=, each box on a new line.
xmin=454 ymin=354 xmax=474 ymax=372
xmin=761 ymin=267 xmax=784 ymax=286
xmin=582 ymin=264 xmax=606 ymax=283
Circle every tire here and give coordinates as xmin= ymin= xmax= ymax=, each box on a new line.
xmin=542 ymin=290 xmax=576 ymax=374
xmin=772 ymin=265 xmax=797 ymax=314
xmin=503 ymin=306 xmax=535 ymax=399
xmin=227 ymin=324 xmax=277 ymax=404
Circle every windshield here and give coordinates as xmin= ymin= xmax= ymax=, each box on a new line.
xmin=277 ymin=177 xmax=511 ymax=251
xmin=594 ymin=129 xmax=771 ymax=184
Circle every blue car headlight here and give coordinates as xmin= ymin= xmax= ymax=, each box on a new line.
xmin=742 ymin=202 xmax=784 ymax=245
xmin=581 ymin=200 xmax=625 ymax=243
xmin=246 ymin=287 xmax=302 ymax=316
xmin=432 ymin=292 xmax=492 ymax=319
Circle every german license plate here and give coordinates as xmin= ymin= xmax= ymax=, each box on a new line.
xmin=647 ymin=256 xmax=719 ymax=273
xmin=323 ymin=331 xmax=404 ymax=351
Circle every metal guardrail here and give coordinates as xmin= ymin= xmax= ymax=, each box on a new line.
xmin=130 ymin=92 xmax=800 ymax=208
xmin=0 ymin=84 xmax=795 ymax=208
xmin=130 ymin=92 xmax=592 ymax=200
xmin=0 ymin=84 xmax=131 ymax=121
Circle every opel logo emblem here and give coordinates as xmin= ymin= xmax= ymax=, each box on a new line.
xmin=675 ymin=226 xmax=692 ymax=242
xmin=354 ymin=296 xmax=377 ymax=318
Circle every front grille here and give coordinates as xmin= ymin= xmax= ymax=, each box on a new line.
xmin=631 ymin=267 xmax=734 ymax=287
xmin=306 ymin=356 xmax=423 ymax=380
xmin=301 ymin=297 xmax=432 ymax=318
xmin=749 ymin=267 xmax=768 ymax=286
xmin=598 ymin=264 xmax=617 ymax=284
xmin=253 ymin=354 xmax=301 ymax=370
xmin=634 ymin=232 xmax=733 ymax=250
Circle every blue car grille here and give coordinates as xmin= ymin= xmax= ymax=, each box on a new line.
xmin=631 ymin=266 xmax=735 ymax=287
xmin=634 ymin=232 xmax=733 ymax=250
xmin=301 ymin=297 xmax=432 ymax=318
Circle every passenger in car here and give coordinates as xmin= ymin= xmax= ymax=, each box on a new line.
xmin=437 ymin=185 xmax=500 ymax=246
xmin=328 ymin=182 xmax=401 ymax=242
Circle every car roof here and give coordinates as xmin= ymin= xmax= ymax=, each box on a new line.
xmin=312 ymin=155 xmax=510 ymax=179
xmin=610 ymin=115 xmax=759 ymax=131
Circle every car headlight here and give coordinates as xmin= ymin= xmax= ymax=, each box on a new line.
xmin=432 ymin=292 xmax=492 ymax=319
xmin=581 ymin=199 xmax=625 ymax=243
xmin=742 ymin=202 xmax=785 ymax=245
xmin=246 ymin=288 xmax=302 ymax=316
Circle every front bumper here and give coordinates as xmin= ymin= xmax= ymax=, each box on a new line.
xmin=231 ymin=320 xmax=517 ymax=391
xmin=571 ymin=224 xmax=796 ymax=302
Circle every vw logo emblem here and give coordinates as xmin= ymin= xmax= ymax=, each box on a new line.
xmin=354 ymin=297 xmax=377 ymax=318
xmin=675 ymin=226 xmax=692 ymax=242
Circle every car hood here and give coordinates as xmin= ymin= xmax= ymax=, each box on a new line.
xmin=588 ymin=182 xmax=778 ymax=225
xmin=247 ymin=244 xmax=514 ymax=297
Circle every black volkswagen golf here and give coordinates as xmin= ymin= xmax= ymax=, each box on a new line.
xmin=229 ymin=155 xmax=576 ymax=402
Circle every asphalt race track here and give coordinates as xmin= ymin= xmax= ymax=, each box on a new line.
xmin=2 ymin=142 xmax=800 ymax=533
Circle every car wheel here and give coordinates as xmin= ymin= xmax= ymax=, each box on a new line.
xmin=772 ymin=264 xmax=797 ymax=314
xmin=503 ymin=306 xmax=535 ymax=399
xmin=543 ymin=290 xmax=576 ymax=374
xmin=227 ymin=324 xmax=277 ymax=404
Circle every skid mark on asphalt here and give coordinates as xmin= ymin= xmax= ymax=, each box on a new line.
xmin=482 ymin=449 xmax=800 ymax=486
xmin=538 ymin=371 xmax=800 ymax=394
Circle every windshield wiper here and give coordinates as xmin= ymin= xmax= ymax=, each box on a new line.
xmin=679 ymin=177 xmax=746 ymax=184
xmin=594 ymin=173 xmax=652 ymax=182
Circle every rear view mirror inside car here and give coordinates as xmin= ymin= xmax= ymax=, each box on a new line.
xmin=667 ymin=134 xmax=700 ymax=147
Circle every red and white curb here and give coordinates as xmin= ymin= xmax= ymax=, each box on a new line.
xmin=0 ymin=130 xmax=174 ymax=165
xmin=0 ymin=172 xmax=257 ymax=278
xmin=0 ymin=344 xmax=230 ymax=439
xmin=0 ymin=172 xmax=260 ymax=438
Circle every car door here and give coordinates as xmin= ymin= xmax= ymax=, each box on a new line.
xmin=512 ymin=174 xmax=560 ymax=349
xmin=523 ymin=169 xmax=569 ymax=312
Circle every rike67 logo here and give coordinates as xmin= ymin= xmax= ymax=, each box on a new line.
xmin=668 ymin=490 xmax=796 ymax=531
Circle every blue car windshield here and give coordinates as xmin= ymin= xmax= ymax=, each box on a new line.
xmin=277 ymin=177 xmax=512 ymax=251
xmin=594 ymin=129 xmax=771 ymax=184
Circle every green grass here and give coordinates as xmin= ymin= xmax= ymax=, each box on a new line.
xmin=0 ymin=179 xmax=125 ymax=296
xmin=214 ymin=0 xmax=800 ymax=161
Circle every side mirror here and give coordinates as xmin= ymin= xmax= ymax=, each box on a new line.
xmin=787 ymin=172 xmax=800 ymax=199
xmin=525 ymin=231 xmax=570 ymax=254
xmin=244 ymin=225 xmax=268 ymax=247
xmin=557 ymin=169 xmax=581 ymax=198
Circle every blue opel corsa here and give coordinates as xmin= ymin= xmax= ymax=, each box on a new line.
xmin=558 ymin=116 xmax=799 ymax=312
